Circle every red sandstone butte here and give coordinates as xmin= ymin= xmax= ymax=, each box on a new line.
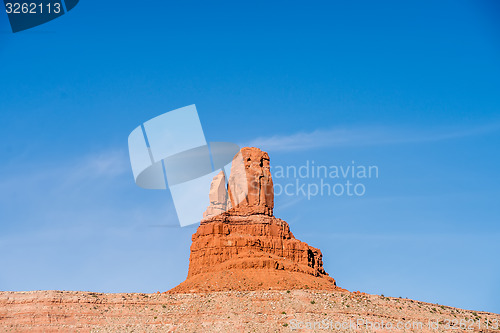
xmin=170 ymin=147 xmax=339 ymax=293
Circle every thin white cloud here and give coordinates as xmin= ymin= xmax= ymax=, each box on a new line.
xmin=245 ymin=123 xmax=500 ymax=152
xmin=0 ymin=149 xmax=129 ymax=190
xmin=59 ymin=149 xmax=130 ymax=187
xmin=0 ymin=149 xmax=132 ymax=222
xmin=0 ymin=148 xmax=179 ymax=234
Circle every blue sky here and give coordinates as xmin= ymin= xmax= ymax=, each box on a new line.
xmin=1 ymin=0 xmax=499 ymax=313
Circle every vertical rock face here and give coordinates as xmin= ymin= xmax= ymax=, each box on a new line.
xmin=170 ymin=147 xmax=337 ymax=293
xmin=227 ymin=147 xmax=274 ymax=216
xmin=202 ymin=171 xmax=228 ymax=219
xmin=203 ymin=147 xmax=274 ymax=218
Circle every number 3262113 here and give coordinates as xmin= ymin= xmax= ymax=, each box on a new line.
xmin=5 ymin=3 xmax=61 ymax=14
